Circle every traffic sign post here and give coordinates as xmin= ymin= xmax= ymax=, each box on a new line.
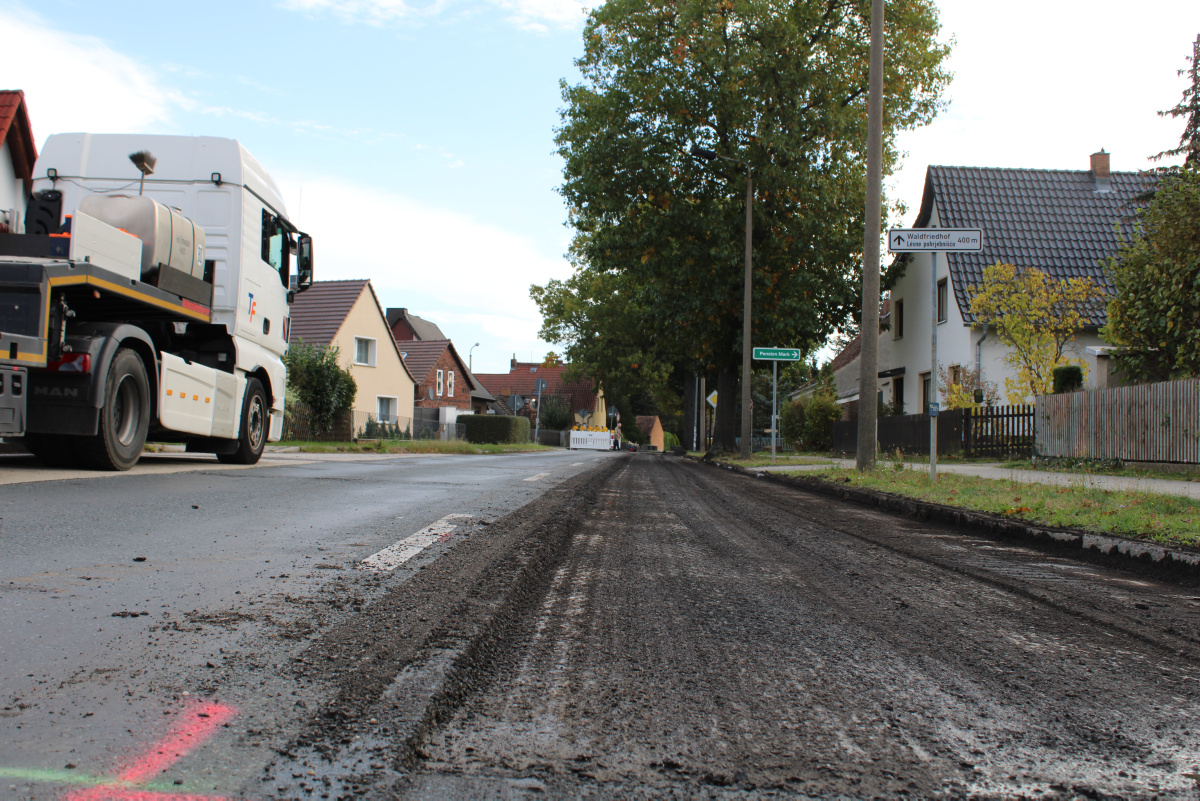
xmin=888 ymin=228 xmax=984 ymax=483
xmin=754 ymin=346 xmax=801 ymax=462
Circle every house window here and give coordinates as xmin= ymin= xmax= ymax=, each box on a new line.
xmin=937 ymin=278 xmax=948 ymax=323
xmin=436 ymin=369 xmax=444 ymax=396
xmin=894 ymin=299 xmax=904 ymax=339
xmin=447 ymin=371 xmax=455 ymax=398
xmin=921 ymin=371 xmax=932 ymax=410
xmin=354 ymin=337 xmax=376 ymax=366
xmin=949 ymin=364 xmax=962 ymax=385
xmin=893 ymin=377 xmax=904 ymax=413
xmin=377 ymin=396 xmax=397 ymax=424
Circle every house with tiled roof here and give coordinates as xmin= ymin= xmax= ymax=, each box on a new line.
xmin=396 ymin=339 xmax=479 ymax=418
xmin=882 ymin=151 xmax=1154 ymax=410
xmin=288 ymin=279 xmax=415 ymax=426
xmin=386 ymin=307 xmax=446 ymax=342
xmin=0 ymin=90 xmax=37 ymax=234
xmin=473 ymin=358 xmax=607 ymax=427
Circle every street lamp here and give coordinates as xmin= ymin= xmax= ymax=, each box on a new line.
xmin=691 ymin=144 xmax=754 ymax=459
xmin=468 ymin=342 xmax=480 ymax=372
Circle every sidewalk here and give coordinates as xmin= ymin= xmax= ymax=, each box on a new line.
xmin=752 ymin=458 xmax=1200 ymax=500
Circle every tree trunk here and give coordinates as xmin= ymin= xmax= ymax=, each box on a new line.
xmin=712 ymin=368 xmax=739 ymax=452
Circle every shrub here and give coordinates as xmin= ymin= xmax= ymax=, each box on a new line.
xmin=460 ymin=414 xmax=530 ymax=444
xmin=1052 ymin=364 xmax=1084 ymax=393
xmin=663 ymin=431 xmax=680 ymax=450
xmin=802 ymin=394 xmax=842 ymax=451
xmin=538 ymin=396 xmax=575 ymax=430
xmin=285 ymin=340 xmax=357 ymax=437
xmin=780 ymin=398 xmax=806 ymax=449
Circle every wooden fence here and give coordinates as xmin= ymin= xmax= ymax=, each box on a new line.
xmin=833 ymin=405 xmax=1035 ymax=458
xmin=1035 ymin=379 xmax=1200 ymax=463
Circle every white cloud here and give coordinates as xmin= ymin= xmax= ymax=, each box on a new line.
xmin=275 ymin=173 xmax=569 ymax=369
xmin=278 ymin=0 xmax=598 ymax=31
xmin=0 ymin=8 xmax=181 ymax=144
xmin=886 ymin=0 xmax=1197 ymax=225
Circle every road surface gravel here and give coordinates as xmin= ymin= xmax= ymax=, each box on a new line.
xmin=392 ymin=456 xmax=1200 ymax=799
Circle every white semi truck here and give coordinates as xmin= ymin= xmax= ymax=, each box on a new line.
xmin=0 ymin=134 xmax=312 ymax=469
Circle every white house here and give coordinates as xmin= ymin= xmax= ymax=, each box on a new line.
xmin=879 ymin=151 xmax=1153 ymax=412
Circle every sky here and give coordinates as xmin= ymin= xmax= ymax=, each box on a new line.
xmin=2 ymin=0 xmax=1197 ymax=374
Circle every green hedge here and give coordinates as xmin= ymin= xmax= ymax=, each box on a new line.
xmin=460 ymin=414 xmax=530 ymax=444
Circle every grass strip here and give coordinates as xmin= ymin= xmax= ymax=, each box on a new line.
xmin=797 ymin=467 xmax=1200 ymax=549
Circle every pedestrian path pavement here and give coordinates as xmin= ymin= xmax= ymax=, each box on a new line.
xmin=752 ymin=458 xmax=1200 ymax=500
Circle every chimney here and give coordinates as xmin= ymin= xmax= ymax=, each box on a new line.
xmin=1090 ymin=149 xmax=1111 ymax=192
xmin=511 ymin=354 xmax=518 ymax=370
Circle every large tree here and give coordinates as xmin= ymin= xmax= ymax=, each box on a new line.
xmin=1102 ymin=163 xmax=1200 ymax=382
xmin=537 ymin=0 xmax=950 ymax=449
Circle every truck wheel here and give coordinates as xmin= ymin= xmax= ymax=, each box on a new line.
xmin=76 ymin=348 xmax=150 ymax=471
xmin=217 ymin=378 xmax=267 ymax=465
xmin=21 ymin=433 xmax=80 ymax=468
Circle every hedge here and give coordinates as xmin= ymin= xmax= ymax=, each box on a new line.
xmin=460 ymin=414 xmax=531 ymax=444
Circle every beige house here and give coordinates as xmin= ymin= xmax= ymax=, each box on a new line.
xmin=288 ymin=280 xmax=415 ymax=425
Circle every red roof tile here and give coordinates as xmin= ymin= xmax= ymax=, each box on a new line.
xmin=0 ymin=91 xmax=36 ymax=193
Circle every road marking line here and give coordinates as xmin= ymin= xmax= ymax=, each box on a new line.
xmin=524 ymin=473 xmax=550 ymax=482
xmin=360 ymin=514 xmax=472 ymax=572
xmin=571 ymin=462 xmax=584 ymax=466
xmin=0 ymin=700 xmax=240 ymax=800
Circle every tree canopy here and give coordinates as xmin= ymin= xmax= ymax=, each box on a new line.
xmin=1102 ymin=163 xmax=1200 ymax=382
xmin=969 ymin=263 xmax=1102 ymax=403
xmin=535 ymin=0 xmax=950 ymax=446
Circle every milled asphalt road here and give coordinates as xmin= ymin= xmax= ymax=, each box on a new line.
xmin=5 ymin=451 xmax=1200 ymax=799
xmin=397 ymin=456 xmax=1200 ymax=799
xmin=0 ymin=448 xmax=614 ymax=800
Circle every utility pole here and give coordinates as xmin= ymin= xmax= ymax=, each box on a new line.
xmin=856 ymin=0 xmax=885 ymax=471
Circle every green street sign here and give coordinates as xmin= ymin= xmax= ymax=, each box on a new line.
xmin=752 ymin=347 xmax=801 ymax=361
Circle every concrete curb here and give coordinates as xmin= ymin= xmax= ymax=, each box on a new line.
xmin=689 ymin=455 xmax=1200 ymax=581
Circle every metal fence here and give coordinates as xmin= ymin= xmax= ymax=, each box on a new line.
xmin=281 ymin=402 xmax=465 ymax=442
xmin=1036 ymin=379 xmax=1200 ymax=463
xmin=833 ymin=405 xmax=1035 ymax=458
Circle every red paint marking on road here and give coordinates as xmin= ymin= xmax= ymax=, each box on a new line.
xmin=62 ymin=701 xmax=237 ymax=801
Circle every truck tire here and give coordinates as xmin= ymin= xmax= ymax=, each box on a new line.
xmin=21 ymin=433 xmax=80 ymax=468
xmin=76 ymin=348 xmax=150 ymax=471
xmin=217 ymin=378 xmax=267 ymax=465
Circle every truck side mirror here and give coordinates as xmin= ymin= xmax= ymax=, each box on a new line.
xmin=296 ymin=233 xmax=314 ymax=292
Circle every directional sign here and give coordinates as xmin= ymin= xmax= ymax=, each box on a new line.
xmin=752 ymin=347 xmax=802 ymax=361
xmin=888 ymin=228 xmax=984 ymax=252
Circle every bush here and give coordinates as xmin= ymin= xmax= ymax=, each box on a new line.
xmin=1052 ymin=364 xmax=1084 ymax=393
xmin=780 ymin=398 xmax=806 ymax=449
xmin=460 ymin=414 xmax=530 ymax=444
xmin=663 ymin=431 xmax=680 ymax=450
xmin=285 ymin=340 xmax=357 ymax=437
xmin=538 ymin=396 xmax=575 ymax=430
xmin=802 ymin=394 xmax=842 ymax=451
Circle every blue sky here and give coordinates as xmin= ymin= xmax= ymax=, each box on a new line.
xmin=2 ymin=0 xmax=1198 ymax=373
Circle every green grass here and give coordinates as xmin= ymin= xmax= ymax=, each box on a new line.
xmin=1000 ymin=458 xmax=1200 ymax=483
xmin=687 ymin=451 xmax=834 ymax=468
xmin=274 ymin=440 xmax=551 ymax=455
xmin=795 ymin=467 xmax=1200 ymax=548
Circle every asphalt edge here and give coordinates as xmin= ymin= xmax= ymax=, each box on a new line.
xmin=689 ymin=455 xmax=1200 ymax=582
